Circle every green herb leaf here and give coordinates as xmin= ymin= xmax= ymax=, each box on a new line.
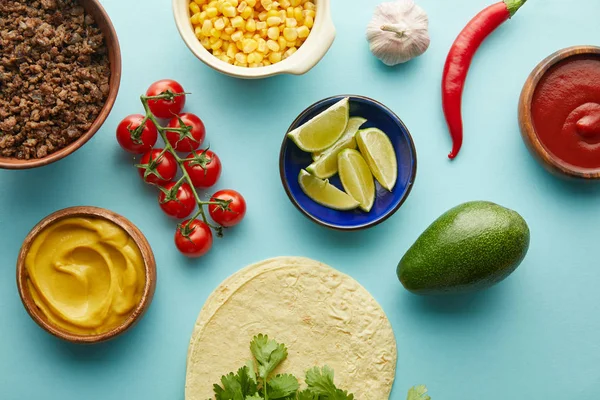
xmin=250 ymin=334 xmax=288 ymax=380
xmin=305 ymin=366 xmax=354 ymax=400
xmin=213 ymin=366 xmax=258 ymax=400
xmin=245 ymin=360 xmax=258 ymax=384
xmin=296 ymin=390 xmax=317 ymax=400
xmin=245 ymin=395 xmax=264 ymax=400
xmin=266 ymin=374 xmax=299 ymax=399
xmin=407 ymin=385 xmax=430 ymax=400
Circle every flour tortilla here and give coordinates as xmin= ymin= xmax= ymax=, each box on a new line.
xmin=185 ymin=257 xmax=397 ymax=399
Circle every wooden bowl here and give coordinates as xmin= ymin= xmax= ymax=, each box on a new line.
xmin=16 ymin=207 xmax=156 ymax=344
xmin=519 ymin=45 xmax=600 ymax=180
xmin=0 ymin=0 xmax=122 ymax=170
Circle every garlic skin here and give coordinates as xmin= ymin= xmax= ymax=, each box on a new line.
xmin=367 ymin=0 xmax=430 ymax=66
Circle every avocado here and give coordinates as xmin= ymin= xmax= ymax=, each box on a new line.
xmin=397 ymin=201 xmax=530 ymax=295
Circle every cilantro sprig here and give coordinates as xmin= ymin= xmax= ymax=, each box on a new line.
xmin=210 ymin=334 xmax=430 ymax=400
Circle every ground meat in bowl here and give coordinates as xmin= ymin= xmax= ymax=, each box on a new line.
xmin=0 ymin=0 xmax=111 ymax=160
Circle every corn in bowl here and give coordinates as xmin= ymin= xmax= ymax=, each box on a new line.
xmin=189 ymin=0 xmax=315 ymax=68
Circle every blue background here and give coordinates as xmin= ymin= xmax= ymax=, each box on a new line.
xmin=1 ymin=0 xmax=599 ymax=398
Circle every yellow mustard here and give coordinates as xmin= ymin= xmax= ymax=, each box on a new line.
xmin=25 ymin=217 xmax=145 ymax=335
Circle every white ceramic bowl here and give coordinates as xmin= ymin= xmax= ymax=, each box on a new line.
xmin=173 ymin=0 xmax=335 ymax=79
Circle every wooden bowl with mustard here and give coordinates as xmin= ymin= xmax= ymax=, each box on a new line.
xmin=519 ymin=45 xmax=600 ymax=179
xmin=16 ymin=207 xmax=156 ymax=344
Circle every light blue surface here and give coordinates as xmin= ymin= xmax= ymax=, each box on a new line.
xmin=281 ymin=95 xmax=417 ymax=230
xmin=1 ymin=0 xmax=600 ymax=398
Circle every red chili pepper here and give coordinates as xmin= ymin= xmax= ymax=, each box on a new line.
xmin=442 ymin=0 xmax=527 ymax=159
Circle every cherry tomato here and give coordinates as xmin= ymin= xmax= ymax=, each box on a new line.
xmin=165 ymin=113 xmax=206 ymax=153
xmin=158 ymin=182 xmax=196 ymax=219
xmin=137 ymin=149 xmax=178 ymax=186
xmin=175 ymin=219 xmax=213 ymax=258
xmin=209 ymin=189 xmax=246 ymax=227
xmin=116 ymin=114 xmax=158 ymax=154
xmin=146 ymin=79 xmax=186 ymax=119
xmin=183 ymin=149 xmax=222 ymax=188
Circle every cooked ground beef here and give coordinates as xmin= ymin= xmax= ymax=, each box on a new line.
xmin=0 ymin=0 xmax=110 ymax=159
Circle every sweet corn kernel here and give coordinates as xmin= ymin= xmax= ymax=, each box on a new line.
xmin=267 ymin=9 xmax=279 ymax=18
xmin=246 ymin=18 xmax=256 ymax=31
xmin=293 ymin=7 xmax=303 ymax=21
xmin=194 ymin=0 xmax=207 ymax=5
xmin=246 ymin=0 xmax=256 ymax=6
xmin=283 ymin=46 xmax=296 ymax=59
xmin=277 ymin=36 xmax=287 ymax=49
xmin=297 ymin=25 xmax=309 ymax=38
xmin=303 ymin=15 xmax=313 ymax=28
xmin=190 ymin=13 xmax=202 ymax=24
xmin=235 ymin=52 xmax=248 ymax=63
xmin=249 ymin=63 xmax=260 ymax=68
xmin=290 ymin=0 xmax=300 ymax=5
xmin=286 ymin=7 xmax=294 ymax=17
xmin=206 ymin=7 xmax=218 ymax=17
xmin=266 ymin=39 xmax=280 ymax=52
xmin=213 ymin=48 xmax=222 ymax=56
xmin=231 ymin=30 xmax=244 ymax=41
xmin=262 ymin=59 xmax=271 ymax=66
xmin=222 ymin=4 xmax=237 ymax=17
xmin=269 ymin=52 xmax=282 ymax=63
xmin=303 ymin=1 xmax=315 ymax=10
xmin=281 ymin=0 xmax=291 ymax=8
xmin=267 ymin=16 xmax=281 ymax=26
xmin=227 ymin=43 xmax=237 ymax=57
xmin=231 ymin=15 xmax=244 ymax=28
xmin=224 ymin=26 xmax=235 ymax=34
xmin=240 ymin=7 xmax=252 ymax=19
xmin=242 ymin=38 xmax=258 ymax=53
xmin=194 ymin=26 xmax=203 ymax=38
xmin=283 ymin=27 xmax=297 ymax=41
xmin=214 ymin=17 xmax=226 ymax=30
xmin=210 ymin=28 xmax=222 ymax=38
xmin=201 ymin=19 xmax=213 ymax=35
xmin=211 ymin=39 xmax=223 ymax=50
xmin=237 ymin=1 xmax=247 ymax=11
xmin=261 ymin=0 xmax=272 ymax=9
xmin=267 ymin=26 xmax=280 ymax=40
xmin=190 ymin=2 xmax=201 ymax=14
xmin=258 ymin=11 xmax=267 ymax=21
xmin=256 ymin=21 xmax=267 ymax=30
xmin=285 ymin=18 xmax=297 ymax=28
xmin=229 ymin=0 xmax=239 ymax=6
xmin=236 ymin=41 xmax=244 ymax=50
xmin=257 ymin=38 xmax=267 ymax=52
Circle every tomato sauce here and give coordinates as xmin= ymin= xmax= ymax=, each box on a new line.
xmin=531 ymin=56 xmax=600 ymax=169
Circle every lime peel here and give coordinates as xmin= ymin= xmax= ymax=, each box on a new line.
xmin=298 ymin=169 xmax=359 ymax=211
xmin=287 ymin=98 xmax=350 ymax=153
xmin=356 ymin=127 xmax=398 ymax=192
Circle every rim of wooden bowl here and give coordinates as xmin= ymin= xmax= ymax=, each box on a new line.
xmin=16 ymin=207 xmax=157 ymax=344
xmin=0 ymin=0 xmax=122 ymax=170
xmin=518 ymin=45 xmax=600 ymax=180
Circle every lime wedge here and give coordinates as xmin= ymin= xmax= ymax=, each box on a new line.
xmin=312 ymin=117 xmax=368 ymax=160
xmin=287 ymin=98 xmax=350 ymax=152
xmin=298 ymin=169 xmax=359 ymax=211
xmin=356 ymin=128 xmax=398 ymax=192
xmin=338 ymin=149 xmax=375 ymax=212
xmin=306 ymin=117 xmax=368 ymax=178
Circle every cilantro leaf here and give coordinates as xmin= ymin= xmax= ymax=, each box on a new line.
xmin=266 ymin=374 xmax=299 ymax=399
xmin=245 ymin=395 xmax=263 ymax=400
xmin=407 ymin=385 xmax=430 ymax=400
xmin=250 ymin=334 xmax=288 ymax=380
xmin=305 ymin=366 xmax=354 ymax=400
xmin=245 ymin=360 xmax=258 ymax=384
xmin=213 ymin=366 xmax=258 ymax=400
xmin=296 ymin=390 xmax=317 ymax=400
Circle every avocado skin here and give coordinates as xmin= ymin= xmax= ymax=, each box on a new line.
xmin=397 ymin=201 xmax=530 ymax=295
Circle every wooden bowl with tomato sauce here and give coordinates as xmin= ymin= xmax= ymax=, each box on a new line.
xmin=16 ymin=207 xmax=156 ymax=344
xmin=519 ymin=46 xmax=600 ymax=180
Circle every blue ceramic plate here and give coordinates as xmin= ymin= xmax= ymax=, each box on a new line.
xmin=279 ymin=95 xmax=417 ymax=230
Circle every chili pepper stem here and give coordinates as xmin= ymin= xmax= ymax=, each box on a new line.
xmin=504 ymin=0 xmax=527 ymax=17
xmin=139 ymin=94 xmax=222 ymax=233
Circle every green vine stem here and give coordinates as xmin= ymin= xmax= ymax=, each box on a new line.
xmin=136 ymin=92 xmax=225 ymax=237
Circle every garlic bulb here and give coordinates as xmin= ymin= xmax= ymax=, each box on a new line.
xmin=367 ymin=0 xmax=430 ymax=66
